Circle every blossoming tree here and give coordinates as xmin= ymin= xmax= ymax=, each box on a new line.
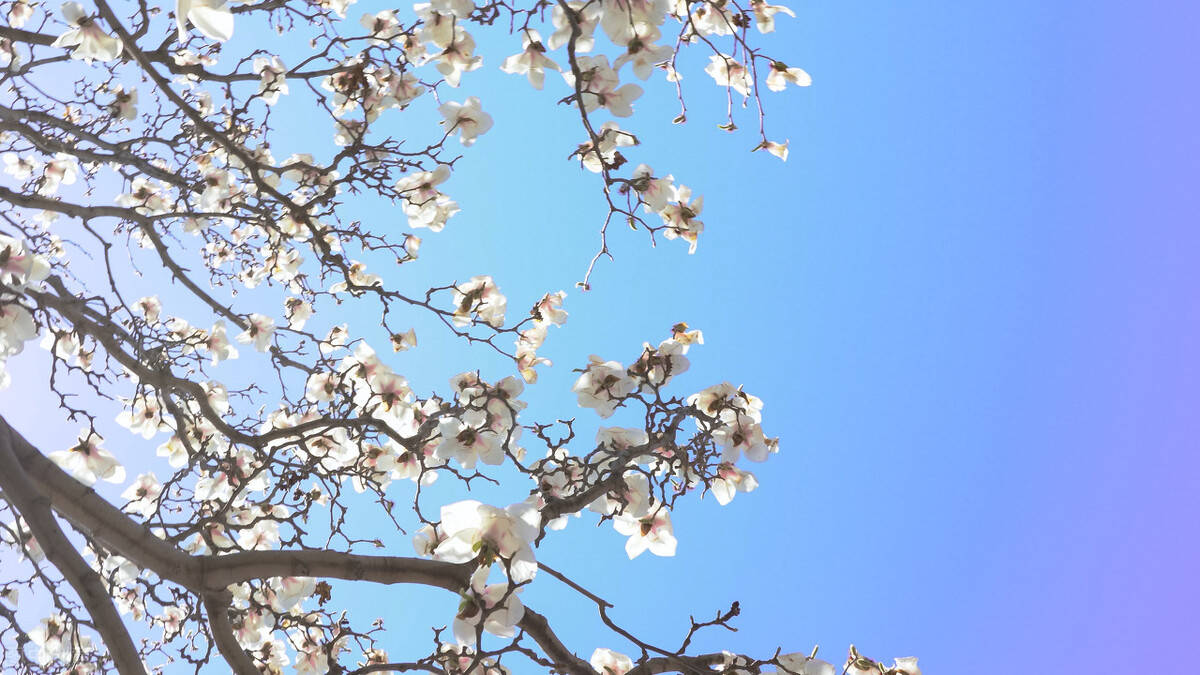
xmin=0 ymin=0 xmax=919 ymax=674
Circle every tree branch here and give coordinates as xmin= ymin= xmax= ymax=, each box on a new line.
xmin=0 ymin=419 xmax=147 ymax=675
xmin=202 ymin=592 xmax=261 ymax=675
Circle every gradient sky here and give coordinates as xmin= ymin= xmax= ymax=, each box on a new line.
xmin=3 ymin=1 xmax=1197 ymax=673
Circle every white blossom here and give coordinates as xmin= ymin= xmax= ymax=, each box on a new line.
xmin=49 ymin=431 xmax=124 ymax=486
xmin=52 ymin=2 xmax=121 ymax=62
xmin=439 ymin=97 xmax=493 ymax=146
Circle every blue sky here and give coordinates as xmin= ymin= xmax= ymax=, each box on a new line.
xmin=3 ymin=1 xmax=1198 ymax=673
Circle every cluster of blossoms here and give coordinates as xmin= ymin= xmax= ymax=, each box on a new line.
xmin=516 ymin=290 xmax=568 ymax=383
xmin=219 ymin=577 xmax=333 ymax=672
xmin=0 ymin=236 xmax=48 ymax=388
xmin=27 ymin=614 xmax=93 ymax=667
xmin=0 ymin=0 xmax=922 ymax=673
xmin=557 ymin=325 xmax=777 ymax=556
xmin=395 ymin=164 xmax=459 ymax=231
xmin=22 ymin=0 xmax=808 ymax=290
xmin=412 ymin=499 xmax=538 ymax=645
xmin=451 ymin=275 xmax=508 ymax=328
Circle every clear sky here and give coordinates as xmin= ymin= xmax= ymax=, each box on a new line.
xmin=2 ymin=1 xmax=1197 ymax=673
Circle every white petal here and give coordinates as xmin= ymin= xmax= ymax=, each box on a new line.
xmin=188 ymin=3 xmax=233 ymax=41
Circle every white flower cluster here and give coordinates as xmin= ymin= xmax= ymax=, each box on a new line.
xmin=451 ymin=275 xmax=507 ymax=328
xmin=516 ymin=290 xmax=569 ymax=383
xmin=414 ymin=499 xmax=540 ymax=644
xmin=220 ymin=577 xmax=346 ymax=674
xmin=395 ymin=165 xmax=460 ymax=232
xmin=0 ymin=236 xmax=47 ymax=389
xmin=562 ymin=326 xmax=777 ymax=557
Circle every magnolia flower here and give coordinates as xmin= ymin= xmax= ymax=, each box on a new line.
xmin=2 ymin=153 xmax=40 ymax=180
xmin=548 ymin=0 xmax=598 ymax=51
xmin=563 ymin=55 xmax=642 ymax=117
xmin=516 ymin=324 xmax=551 ymax=383
xmin=52 ymin=2 xmax=122 ymax=63
xmin=571 ymin=356 xmax=636 ymax=417
xmin=367 ymin=371 xmax=411 ymax=412
xmin=500 ymin=29 xmax=560 ymax=89
xmin=396 ymin=165 xmax=459 ymax=230
xmin=590 ymin=648 xmax=634 ymax=675
xmin=710 ymin=463 xmax=759 ymax=505
xmin=453 ymin=581 xmax=525 ymax=645
xmin=435 ymin=26 xmax=482 ymax=86
xmin=313 ymin=0 xmax=354 ymax=18
xmin=775 ymin=653 xmax=835 ymax=675
xmin=688 ymin=382 xmax=763 ymax=421
xmin=675 ymin=0 xmax=737 ymax=38
xmin=630 ymin=164 xmax=674 ymax=213
xmin=284 ymin=297 xmax=313 ymax=329
xmin=49 ymin=431 xmax=124 ymax=486
xmin=532 ymin=290 xmax=568 ymax=325
xmin=158 ymin=605 xmax=187 ymax=639
xmin=613 ymin=505 xmax=676 ymax=558
xmin=361 ymin=10 xmax=403 ymax=43
xmin=155 ymin=435 xmax=190 ymax=468
xmin=254 ymin=55 xmax=288 ymax=104
xmin=599 ymin=0 xmax=669 ymax=43
xmin=29 ymin=614 xmax=90 ymax=666
xmin=660 ymin=185 xmax=704 ymax=254
xmin=845 ymin=655 xmax=920 ymax=675
xmin=121 ymin=472 xmax=163 ymax=517
xmin=757 ymin=139 xmax=790 ymax=161
xmin=4 ymin=518 xmax=43 ymax=562
xmin=269 ymin=577 xmax=314 ymax=613
xmin=436 ymin=412 xmax=503 ymax=468
xmin=0 ymin=304 xmax=37 ymax=364
xmin=574 ymin=122 xmax=637 ymax=173
xmin=451 ymin=275 xmax=506 ymax=327
xmin=333 ymin=118 xmax=365 ymax=146
xmin=0 ymin=236 xmax=49 ymax=287
xmin=670 ymin=322 xmax=704 ymax=348
xmin=437 ymin=644 xmax=510 ymax=675
xmin=433 ymin=499 xmax=541 ymax=582
xmin=589 ymin=469 xmax=651 ymax=519
xmin=116 ymin=396 xmax=171 ymax=441
xmin=439 ymin=97 xmax=493 ymax=146
xmin=629 ymin=339 xmax=689 ymax=388
xmin=391 ymin=328 xmax=417 ymax=351
xmin=415 ymin=4 xmax=455 ymax=48
xmin=329 ymin=259 xmax=382 ymax=294
xmin=305 ymin=371 xmax=339 ymax=403
xmin=204 ymin=321 xmax=239 ymax=364
xmin=713 ymin=407 xmax=776 ymax=463
xmin=293 ymin=634 xmax=330 ymax=675
xmin=133 ymin=296 xmax=161 ymax=323
xmin=430 ymin=0 xmax=474 ymax=18
xmin=108 ymin=85 xmax=138 ymax=120
xmin=175 ymin=0 xmax=234 ymax=42
xmin=8 ymin=0 xmax=33 ymax=27
xmin=705 ymin=54 xmax=752 ymax=97
xmin=612 ymin=27 xmax=673 ymax=81
xmin=40 ymin=153 xmax=78 ymax=195
xmin=750 ymin=0 xmax=796 ymax=33
xmin=766 ymin=61 xmax=811 ymax=91
xmin=236 ymin=314 xmax=275 ymax=352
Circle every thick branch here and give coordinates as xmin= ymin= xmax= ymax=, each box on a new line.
xmin=202 ymin=593 xmax=262 ymax=675
xmin=0 ymin=414 xmax=473 ymax=593
xmin=0 ymin=420 xmax=147 ymax=675
xmin=518 ymin=608 xmax=594 ymax=675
